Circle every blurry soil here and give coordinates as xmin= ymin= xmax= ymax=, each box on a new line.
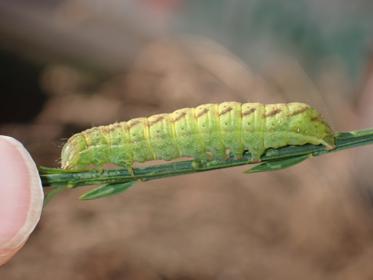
xmin=1 ymin=39 xmax=373 ymax=279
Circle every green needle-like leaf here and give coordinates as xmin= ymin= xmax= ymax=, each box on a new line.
xmin=38 ymin=128 xmax=373 ymax=201
xmin=246 ymin=154 xmax=310 ymax=174
xmin=80 ymin=182 xmax=135 ymax=200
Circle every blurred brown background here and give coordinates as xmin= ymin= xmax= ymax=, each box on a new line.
xmin=1 ymin=0 xmax=373 ymax=279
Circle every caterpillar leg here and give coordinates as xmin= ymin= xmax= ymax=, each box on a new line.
xmin=126 ymin=165 xmax=135 ymax=177
xmin=114 ymin=159 xmax=135 ymax=177
xmin=116 ymin=165 xmax=135 ymax=176
xmin=192 ymin=159 xmax=209 ymax=170
xmin=191 ymin=150 xmax=217 ymax=169
xmin=191 ymin=147 xmax=225 ymax=169
xmin=192 ymin=154 xmax=228 ymax=169
xmin=247 ymin=148 xmax=264 ymax=163
xmin=228 ymin=147 xmax=246 ymax=161
xmin=96 ymin=165 xmax=106 ymax=174
xmin=243 ymin=138 xmax=265 ymax=163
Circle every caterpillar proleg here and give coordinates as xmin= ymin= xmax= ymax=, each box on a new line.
xmin=61 ymin=102 xmax=335 ymax=170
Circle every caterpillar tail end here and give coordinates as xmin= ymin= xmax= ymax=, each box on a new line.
xmin=322 ymin=134 xmax=336 ymax=151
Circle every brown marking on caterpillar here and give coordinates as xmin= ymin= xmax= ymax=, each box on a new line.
xmin=219 ymin=106 xmax=233 ymax=116
xmin=196 ymin=108 xmax=209 ymax=118
xmin=264 ymin=108 xmax=282 ymax=117
xmin=100 ymin=125 xmax=114 ymax=134
xmin=242 ymin=108 xmax=256 ymax=116
xmin=173 ymin=111 xmax=187 ymax=122
xmin=128 ymin=120 xmax=141 ymax=129
xmin=148 ymin=116 xmax=165 ymax=126
xmin=81 ymin=132 xmax=91 ymax=146
xmin=120 ymin=122 xmax=129 ymax=132
xmin=108 ymin=123 xmax=122 ymax=132
xmin=310 ymin=116 xmax=322 ymax=122
xmin=289 ymin=107 xmax=308 ymax=116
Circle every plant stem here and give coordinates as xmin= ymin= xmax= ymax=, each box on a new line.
xmin=40 ymin=128 xmax=373 ymax=189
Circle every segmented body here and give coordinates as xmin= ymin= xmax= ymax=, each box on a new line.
xmin=61 ymin=102 xmax=335 ymax=170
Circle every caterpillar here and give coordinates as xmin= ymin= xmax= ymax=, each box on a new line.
xmin=61 ymin=102 xmax=335 ymax=171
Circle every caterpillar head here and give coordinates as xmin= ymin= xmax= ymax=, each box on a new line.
xmin=61 ymin=134 xmax=87 ymax=170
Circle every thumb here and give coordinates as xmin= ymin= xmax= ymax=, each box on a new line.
xmin=0 ymin=136 xmax=44 ymax=265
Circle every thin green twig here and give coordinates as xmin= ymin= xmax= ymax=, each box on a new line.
xmin=40 ymin=128 xmax=373 ymax=192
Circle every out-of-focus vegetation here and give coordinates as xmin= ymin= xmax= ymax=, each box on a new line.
xmin=1 ymin=1 xmax=373 ymax=279
xmin=180 ymin=0 xmax=373 ymax=81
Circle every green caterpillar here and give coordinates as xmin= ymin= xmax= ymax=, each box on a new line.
xmin=61 ymin=102 xmax=335 ymax=171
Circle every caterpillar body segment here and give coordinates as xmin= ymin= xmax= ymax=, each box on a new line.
xmin=61 ymin=102 xmax=335 ymax=170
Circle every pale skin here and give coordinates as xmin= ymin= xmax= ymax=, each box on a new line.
xmin=0 ymin=136 xmax=43 ymax=265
